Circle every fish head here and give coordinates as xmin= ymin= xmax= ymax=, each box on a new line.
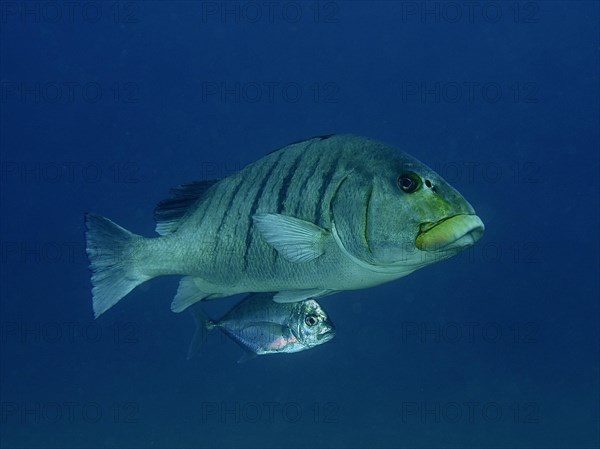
xmin=292 ymin=300 xmax=336 ymax=348
xmin=332 ymin=143 xmax=484 ymax=272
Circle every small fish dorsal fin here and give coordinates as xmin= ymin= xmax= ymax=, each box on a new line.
xmin=154 ymin=180 xmax=218 ymax=235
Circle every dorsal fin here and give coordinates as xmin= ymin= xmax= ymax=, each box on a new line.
xmin=267 ymin=134 xmax=336 ymax=155
xmin=154 ymin=180 xmax=218 ymax=235
xmin=289 ymin=134 xmax=335 ymax=145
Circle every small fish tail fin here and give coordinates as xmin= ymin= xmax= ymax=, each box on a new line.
xmin=84 ymin=213 xmax=150 ymax=318
xmin=187 ymin=304 xmax=215 ymax=360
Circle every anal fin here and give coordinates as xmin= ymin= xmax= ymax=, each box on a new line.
xmin=237 ymin=351 xmax=258 ymax=364
xmin=171 ymin=276 xmax=211 ymax=313
xmin=273 ymin=289 xmax=332 ymax=303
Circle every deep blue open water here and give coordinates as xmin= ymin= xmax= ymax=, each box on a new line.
xmin=1 ymin=1 xmax=598 ymax=448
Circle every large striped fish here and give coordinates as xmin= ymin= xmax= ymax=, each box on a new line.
xmin=85 ymin=134 xmax=484 ymax=317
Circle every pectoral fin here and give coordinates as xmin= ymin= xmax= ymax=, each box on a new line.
xmin=252 ymin=213 xmax=328 ymax=263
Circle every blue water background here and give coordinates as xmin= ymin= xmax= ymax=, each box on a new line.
xmin=0 ymin=1 xmax=598 ymax=448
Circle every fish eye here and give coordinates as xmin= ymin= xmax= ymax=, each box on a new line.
xmin=397 ymin=172 xmax=421 ymax=193
xmin=305 ymin=314 xmax=319 ymax=327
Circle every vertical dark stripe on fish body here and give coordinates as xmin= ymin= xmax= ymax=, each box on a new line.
xmin=245 ymin=138 xmax=313 ymax=267
xmin=264 ymin=140 xmax=324 ymax=269
xmin=363 ymin=184 xmax=374 ymax=254
xmin=289 ymin=151 xmax=325 ymax=218
xmin=276 ymin=150 xmax=305 ymax=214
xmin=243 ymin=152 xmax=285 ymax=270
xmin=275 ymin=138 xmax=327 ymax=221
xmin=189 ymin=184 xmax=220 ymax=265
xmin=222 ymin=159 xmax=277 ymax=272
xmin=209 ymin=175 xmax=245 ymax=264
xmin=199 ymin=183 xmax=224 ymax=229
xmin=215 ymin=176 xmax=245 ymax=235
xmin=313 ymin=151 xmax=342 ymax=227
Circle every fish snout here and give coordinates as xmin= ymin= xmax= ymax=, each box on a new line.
xmin=317 ymin=330 xmax=335 ymax=342
xmin=415 ymin=214 xmax=484 ymax=252
xmin=317 ymin=322 xmax=336 ymax=341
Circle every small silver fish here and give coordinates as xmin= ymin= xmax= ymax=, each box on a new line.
xmin=188 ymin=292 xmax=335 ymax=362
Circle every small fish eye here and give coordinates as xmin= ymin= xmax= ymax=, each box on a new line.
xmin=397 ymin=172 xmax=421 ymax=193
xmin=305 ymin=314 xmax=319 ymax=327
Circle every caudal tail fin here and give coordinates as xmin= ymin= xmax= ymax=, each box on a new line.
xmin=84 ymin=213 xmax=150 ymax=318
xmin=187 ymin=304 xmax=215 ymax=359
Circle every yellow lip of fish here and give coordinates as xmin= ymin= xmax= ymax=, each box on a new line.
xmin=416 ymin=214 xmax=485 ymax=251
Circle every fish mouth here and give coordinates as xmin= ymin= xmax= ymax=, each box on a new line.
xmin=416 ymin=214 xmax=485 ymax=252
xmin=317 ymin=328 xmax=336 ymax=342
